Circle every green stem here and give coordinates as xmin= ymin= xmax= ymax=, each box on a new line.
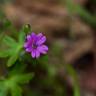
xmin=65 ymin=64 xmax=80 ymax=96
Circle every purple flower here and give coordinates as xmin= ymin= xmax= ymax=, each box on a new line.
xmin=24 ymin=32 xmax=48 ymax=58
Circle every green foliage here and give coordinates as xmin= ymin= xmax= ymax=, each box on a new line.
xmin=3 ymin=35 xmax=17 ymax=47
xmin=0 ymin=11 xmax=81 ymax=96
xmin=0 ymin=72 xmax=33 ymax=96
xmin=9 ymin=63 xmax=27 ymax=76
xmin=0 ymin=34 xmax=24 ymax=67
xmin=0 ymin=17 xmax=33 ymax=96
xmin=65 ymin=64 xmax=80 ymax=96
xmin=10 ymin=84 xmax=22 ymax=96
xmin=0 ymin=24 xmax=31 ymax=67
xmin=0 ymin=82 xmax=7 ymax=96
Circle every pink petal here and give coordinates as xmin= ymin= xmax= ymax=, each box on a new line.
xmin=25 ymin=47 xmax=32 ymax=52
xmin=31 ymin=32 xmax=36 ymax=37
xmin=27 ymin=35 xmax=31 ymax=41
xmin=37 ymin=45 xmax=48 ymax=54
xmin=35 ymin=50 xmax=40 ymax=58
xmin=31 ymin=50 xmax=36 ymax=58
xmin=27 ymin=33 xmax=36 ymax=41
xmin=24 ymin=42 xmax=29 ymax=48
xmin=37 ymin=36 xmax=46 ymax=45
xmin=42 ymin=45 xmax=48 ymax=51
xmin=37 ymin=33 xmax=43 ymax=38
xmin=40 ymin=50 xmax=47 ymax=54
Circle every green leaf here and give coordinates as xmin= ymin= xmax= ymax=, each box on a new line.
xmin=9 ymin=63 xmax=27 ymax=76
xmin=40 ymin=55 xmax=49 ymax=63
xmin=7 ymin=53 xmax=18 ymax=67
xmin=3 ymin=35 xmax=17 ymax=47
xmin=14 ymin=73 xmax=34 ymax=84
xmin=0 ymin=72 xmax=33 ymax=96
xmin=0 ymin=89 xmax=7 ymax=96
xmin=0 ymin=49 xmax=12 ymax=58
xmin=6 ymin=44 xmax=24 ymax=67
xmin=19 ymin=31 xmax=25 ymax=44
xmin=10 ymin=85 xmax=22 ymax=96
xmin=2 ymin=35 xmax=24 ymax=67
xmin=0 ymin=81 xmax=7 ymax=96
xmin=65 ymin=64 xmax=80 ymax=96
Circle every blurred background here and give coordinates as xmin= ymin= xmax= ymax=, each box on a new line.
xmin=0 ymin=0 xmax=96 ymax=96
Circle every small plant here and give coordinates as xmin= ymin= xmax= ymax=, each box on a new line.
xmin=0 ymin=23 xmax=35 ymax=96
xmin=0 ymin=14 xmax=50 ymax=95
xmin=0 ymin=16 xmax=80 ymax=96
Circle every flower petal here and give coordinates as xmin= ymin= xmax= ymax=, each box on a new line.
xmin=37 ymin=36 xmax=46 ymax=45
xmin=35 ymin=50 xmax=40 ymax=58
xmin=37 ymin=45 xmax=48 ymax=54
xmin=37 ymin=33 xmax=43 ymax=38
xmin=40 ymin=50 xmax=47 ymax=54
xmin=25 ymin=47 xmax=32 ymax=52
xmin=27 ymin=35 xmax=31 ymax=41
xmin=31 ymin=50 xmax=36 ymax=58
xmin=31 ymin=32 xmax=36 ymax=38
xmin=42 ymin=45 xmax=48 ymax=51
xmin=24 ymin=42 xmax=29 ymax=48
xmin=30 ymin=32 xmax=37 ymax=42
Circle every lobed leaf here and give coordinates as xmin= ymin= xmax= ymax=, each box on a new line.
xmin=3 ymin=35 xmax=17 ymax=48
xmin=7 ymin=53 xmax=18 ymax=67
xmin=9 ymin=63 xmax=27 ymax=76
xmin=0 ymin=49 xmax=12 ymax=58
xmin=10 ymin=85 xmax=22 ymax=96
xmin=14 ymin=73 xmax=34 ymax=84
xmin=19 ymin=31 xmax=25 ymax=45
xmin=0 ymin=81 xmax=7 ymax=96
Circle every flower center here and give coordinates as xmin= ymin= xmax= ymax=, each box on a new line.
xmin=31 ymin=39 xmax=37 ymax=49
xmin=32 ymin=43 xmax=37 ymax=49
